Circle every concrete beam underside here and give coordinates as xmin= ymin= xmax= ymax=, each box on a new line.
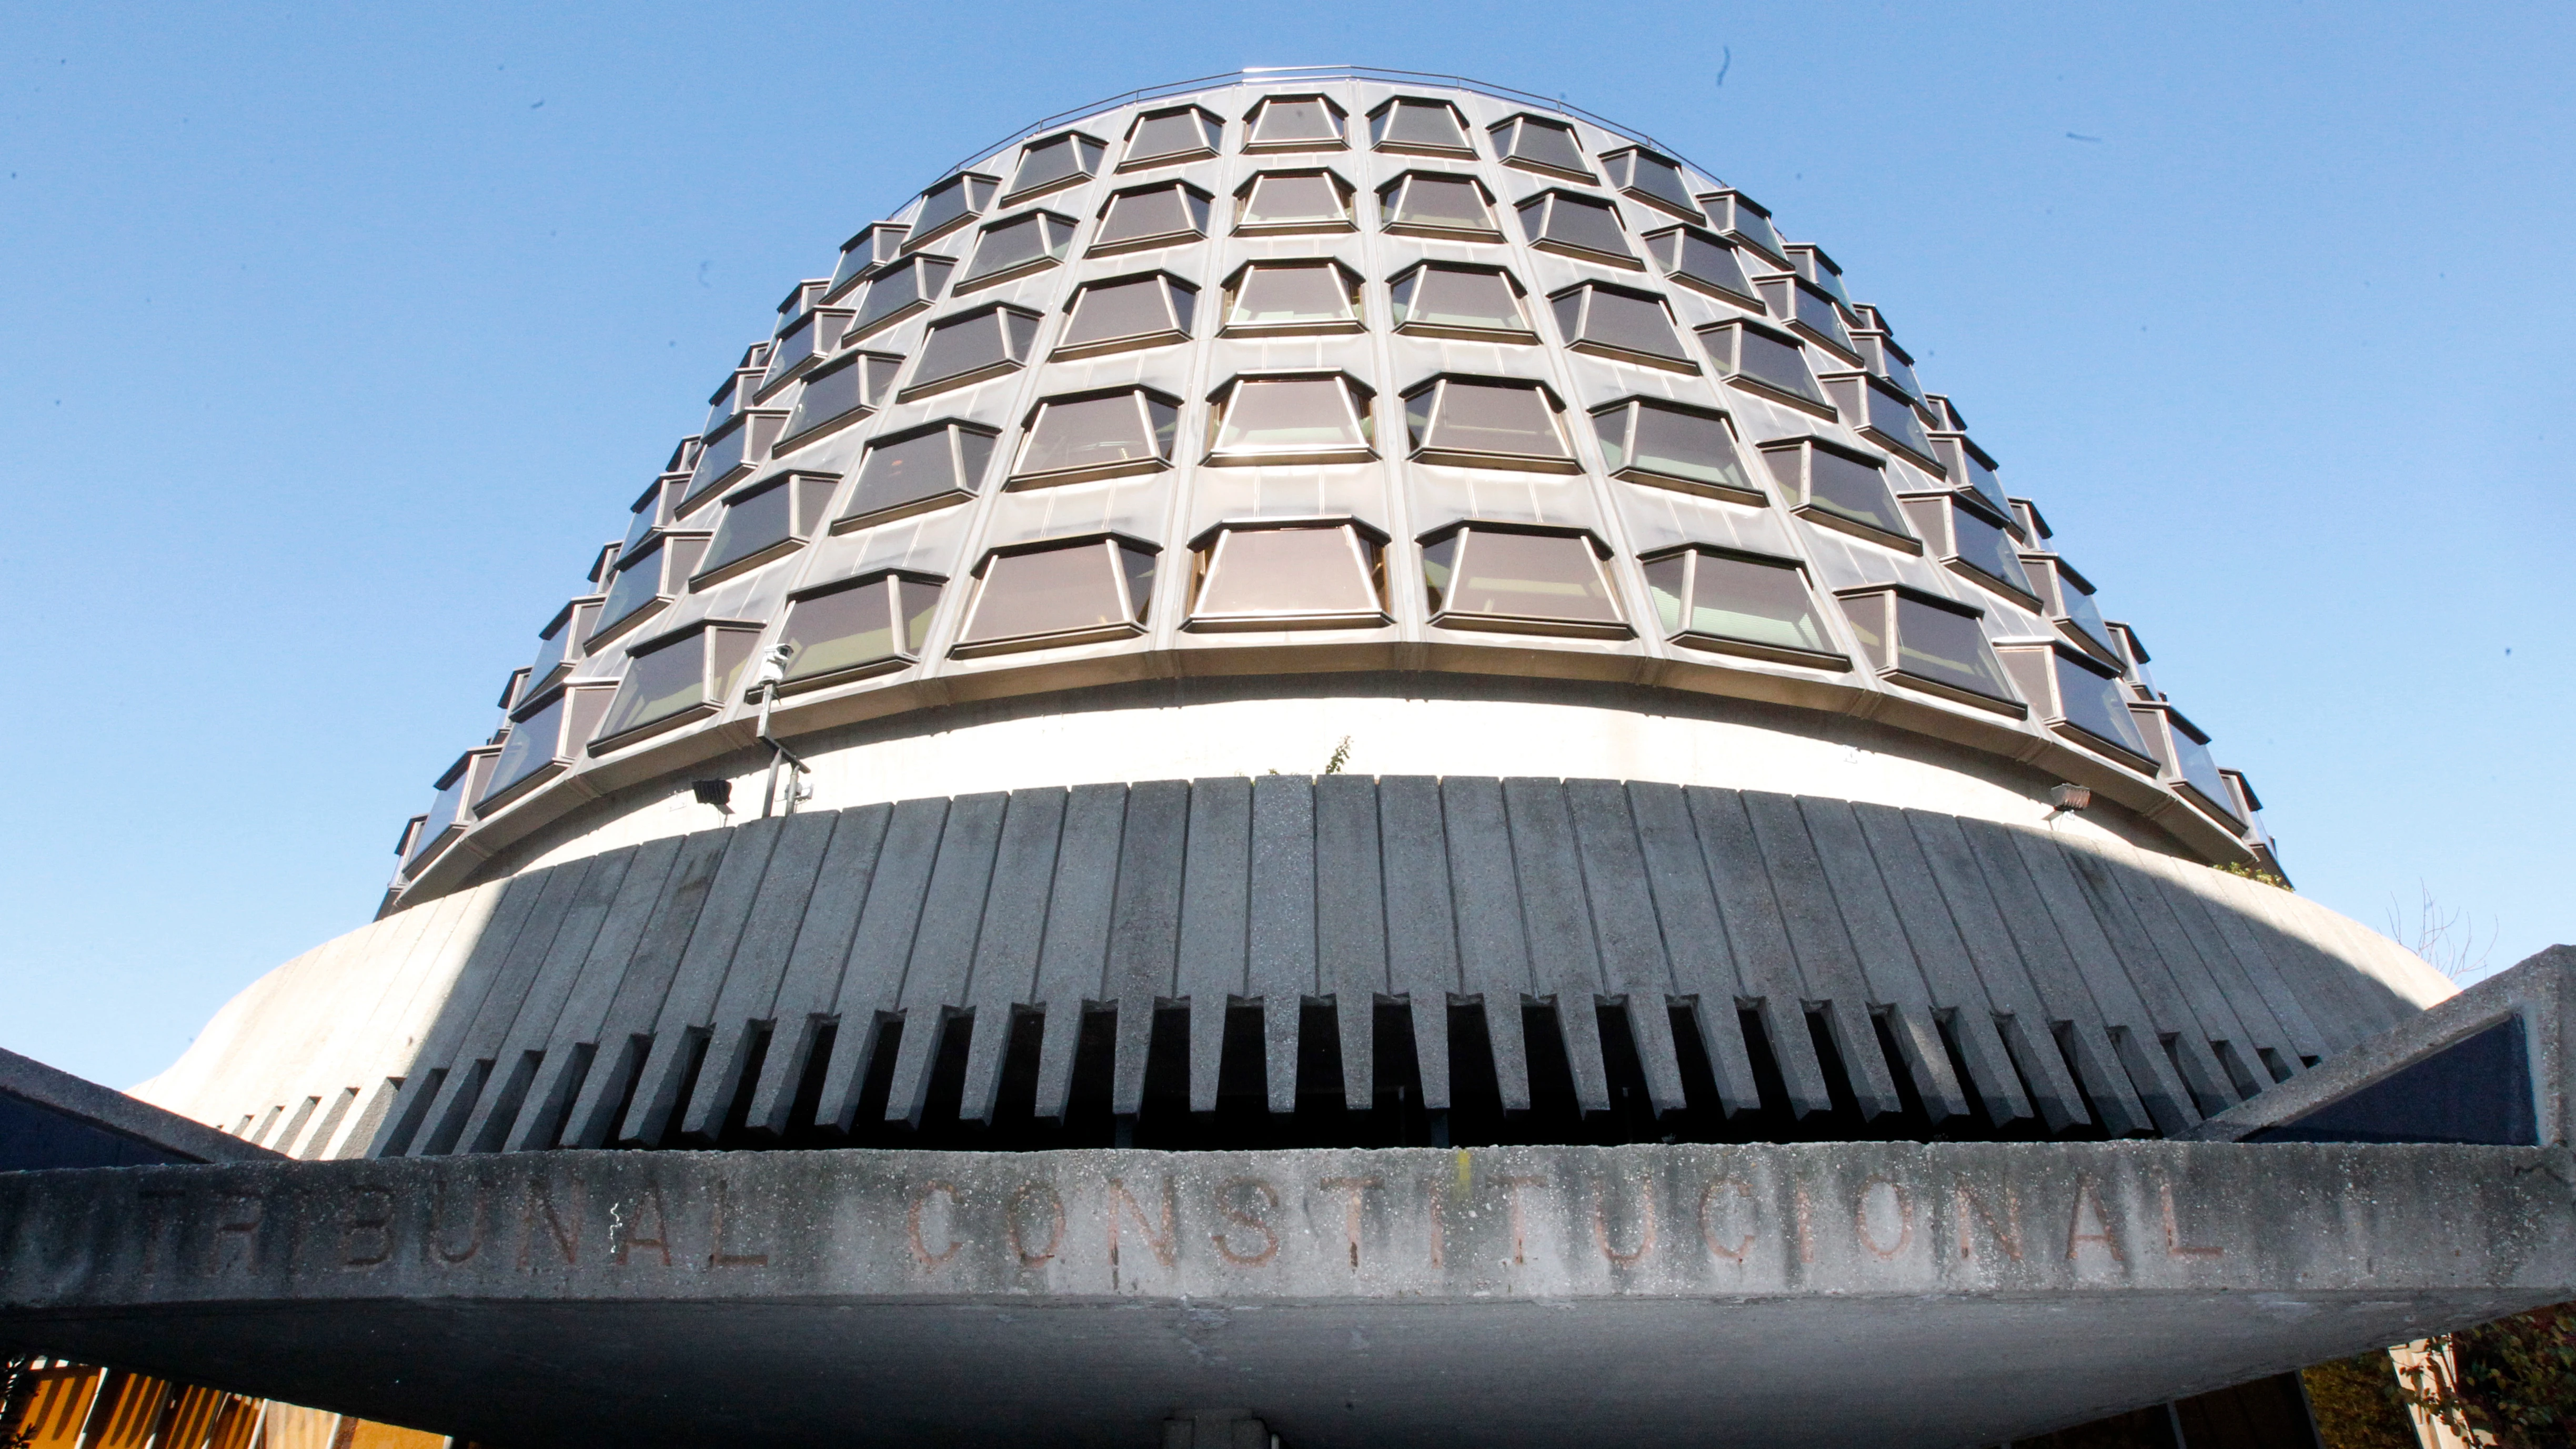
xmin=4 ymin=1142 xmax=2568 ymax=1448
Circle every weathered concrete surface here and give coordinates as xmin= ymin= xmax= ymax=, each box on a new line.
xmin=3 ymin=1142 xmax=2570 ymax=1447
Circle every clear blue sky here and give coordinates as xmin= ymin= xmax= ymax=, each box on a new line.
xmin=3 ymin=3 xmax=2569 ymax=1089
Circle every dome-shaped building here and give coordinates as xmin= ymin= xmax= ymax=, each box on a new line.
xmin=6 ymin=68 xmax=2567 ymax=1449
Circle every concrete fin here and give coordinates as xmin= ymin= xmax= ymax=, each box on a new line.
xmin=1623 ymin=783 xmax=1764 ymax=1115
xmin=1262 ymin=776 xmax=1330 ymax=1115
xmin=1502 ymin=779 xmax=1613 ymax=1114
xmin=509 ymin=834 xmax=689 ymax=1150
xmin=1440 ymin=777 xmax=1532 ymax=1112
xmin=2047 ymin=839 xmax=2246 ymax=1113
xmin=456 ymin=847 xmax=639 ymax=1153
xmin=681 ymin=811 xmax=840 ymax=1139
xmin=959 ymin=788 xmax=1068 ymax=1123
xmin=1031 ymin=783 xmax=1129 ymax=1120
xmin=1376 ymin=776 xmax=1459 ymax=1112
xmin=1739 ymin=791 xmax=1904 ymax=1118
xmin=1563 ymin=779 xmax=1687 ymax=1115
xmin=1106 ymin=780 xmax=1191 ymax=1119
xmin=1683 ymin=787 xmax=1834 ymax=1115
xmin=370 ymin=866 xmax=557 ymax=1157
xmin=1177 ymin=777 xmax=1252 ymax=1115
xmin=621 ymin=817 xmax=786 ymax=1146
xmin=818 ymin=798 xmax=951 ymax=1130
xmin=885 ymin=792 xmax=1010 ymax=1126
xmin=746 ymin=806 xmax=890 ymax=1135
xmin=1900 ymin=811 xmax=2089 ymax=1130
xmin=1792 ymin=798 xmax=1972 ymax=1120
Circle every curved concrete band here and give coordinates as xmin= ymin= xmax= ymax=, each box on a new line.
xmin=2 ymin=1142 xmax=2567 ymax=1447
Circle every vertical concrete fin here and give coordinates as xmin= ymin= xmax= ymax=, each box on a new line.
xmin=1795 ymin=798 xmax=1973 ymax=1121
xmin=1740 ymin=790 xmax=1904 ymax=1119
xmin=744 ymin=804 xmax=889 ymax=1136
xmin=1176 ymin=777 xmax=1253 ymax=1115
xmin=458 ymin=846 xmax=641 ymax=1152
xmin=1902 ymin=810 xmax=2090 ymax=1131
xmin=1261 ymin=775 xmax=1330 ymax=1116
xmin=1623 ymin=782 xmax=1764 ymax=1116
xmin=1031 ymin=783 xmax=1129 ymax=1121
xmin=1440 ymin=777 xmax=1532 ymax=1112
xmin=1683 ymin=787 xmax=1834 ymax=1116
xmin=818 ymin=797 xmax=952 ymax=1130
xmin=1105 ymin=780 xmax=1191 ymax=1119
xmin=371 ymin=866 xmax=557 ymax=1157
xmin=1502 ymin=778 xmax=1613 ymax=1114
xmin=511 ymin=833 xmax=689 ymax=1150
xmin=884 ymin=792 xmax=1010 ymax=1126
xmin=1377 ymin=776 xmax=1459 ymax=1112
xmin=959 ymin=787 xmax=1068 ymax=1124
xmin=680 ymin=810 xmax=840 ymax=1140
xmin=621 ymin=817 xmax=787 ymax=1146
xmin=1563 ymin=779 xmax=1686 ymax=1116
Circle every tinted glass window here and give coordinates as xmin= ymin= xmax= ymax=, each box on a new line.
xmin=761 ymin=314 xmax=822 ymax=387
xmin=786 ymin=353 xmax=897 ymax=439
xmin=1867 ymin=337 xmax=1923 ymax=399
xmin=594 ymin=545 xmax=667 ymax=638
xmin=702 ymin=479 xmax=796 ymax=575
xmin=1645 ymin=553 xmax=1830 ymax=655
xmin=962 ymin=213 xmax=1069 ymax=284
xmin=1596 ymin=402 xmax=1750 ymax=492
xmin=1200 ymin=527 xmax=1378 ymax=617
xmin=1125 ymin=107 xmax=1220 ymax=167
xmin=1606 ymin=149 xmax=1700 ymax=218
xmin=480 ymin=696 xmax=563 ymax=804
xmin=914 ymin=307 xmax=1035 ymax=388
xmin=599 ymin=633 xmax=707 ymax=739
xmin=2058 ymin=574 xmax=2115 ymax=653
xmin=1728 ymin=327 xmax=1825 ymax=404
xmin=1064 ymin=275 xmax=1187 ymax=348
xmin=1426 ymin=530 xmax=1617 ymax=625
xmin=527 ymin=616 xmax=577 ymax=690
xmin=1213 ymin=377 xmax=1367 ymax=455
xmin=1649 ymin=227 xmax=1755 ymax=301
xmin=1242 ymin=172 xmax=1347 ymax=225
xmin=409 ymin=770 xmax=471 ymax=865
xmin=781 ymin=577 xmax=942 ymax=682
xmin=1098 ymin=184 xmax=1210 ymax=246
xmin=1895 ymin=598 xmax=2014 ymax=700
xmin=1019 ymin=393 xmax=1175 ymax=476
xmin=1229 ymin=263 xmax=1355 ymax=327
xmin=1712 ymin=194 xmax=1784 ymax=259
xmin=1008 ymin=133 xmax=1102 ymax=197
xmin=1953 ymin=506 xmax=2032 ymax=593
xmin=1251 ymin=96 xmax=1340 ymax=146
xmin=1522 ymin=193 xmax=1632 ymax=259
xmin=1493 ymin=116 xmax=1588 ymax=174
xmin=1555 ymin=285 xmax=1687 ymax=361
xmin=621 ymin=487 xmax=668 ymax=556
xmin=967 ymin=542 xmax=1131 ymax=643
xmin=1372 ymin=99 xmax=1469 ymax=151
xmin=856 ymin=256 xmax=953 ymax=331
xmin=845 ymin=425 xmax=992 ymax=523
xmin=1391 ymin=266 xmax=1526 ymax=333
xmin=2173 ymin=729 xmax=2238 ymax=819
xmin=1801 ymin=448 xmax=1907 ymax=536
xmin=1407 ymin=380 xmax=1566 ymax=461
xmin=911 ymin=174 xmax=995 ymax=239
xmin=2057 ymin=652 xmax=2151 ymax=753
xmin=1385 ymin=174 xmax=1492 ymax=232
xmin=1792 ymin=283 xmax=1852 ymax=350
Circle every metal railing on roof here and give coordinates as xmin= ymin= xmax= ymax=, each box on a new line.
xmin=915 ymin=63 xmax=1723 ymax=218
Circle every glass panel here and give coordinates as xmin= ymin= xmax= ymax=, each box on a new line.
xmin=1009 ymin=134 xmax=1099 ymax=196
xmin=1441 ymin=530 xmax=1618 ymax=624
xmin=1610 ymin=150 xmax=1698 ymax=215
xmin=1373 ymin=99 xmax=1467 ymax=150
xmin=1803 ymin=448 xmax=1907 ymax=536
xmin=1654 ymin=228 xmax=1754 ymax=298
xmin=761 ymin=316 xmax=818 ymax=387
xmin=1869 ymin=338 xmax=1922 ymax=399
xmin=621 ymin=492 xmax=664 ymax=556
xmin=1563 ymin=286 xmax=1686 ymax=360
xmin=1098 ymin=184 xmax=1208 ymax=246
xmin=1127 ymin=107 xmax=1218 ymax=166
xmin=527 ymin=617 xmax=575 ymax=687
xmin=1252 ymin=96 xmax=1339 ymax=146
xmin=1391 ymin=266 xmax=1526 ymax=333
xmin=1214 ymin=377 xmax=1365 ymax=455
xmin=912 ymin=174 xmax=992 ymax=238
xmin=1230 ymin=263 xmax=1352 ymax=326
xmin=1794 ymin=249 xmax=1850 ymax=307
xmin=856 ymin=257 xmax=949 ymax=331
xmin=1525 ymin=194 xmax=1631 ymax=258
xmin=781 ymin=579 xmax=902 ymax=681
xmin=1421 ymin=534 xmax=1457 ymax=611
xmin=1729 ymin=327 xmax=1825 ymax=403
xmin=1837 ymin=595 xmax=1890 ymax=671
xmin=1242 ymin=172 xmax=1345 ymax=225
xmin=848 ymin=426 xmax=985 ymax=520
xmin=1200 ymin=527 xmax=1376 ymax=616
xmin=1952 ymin=507 xmax=2032 ymax=593
xmin=480 ymin=697 xmax=563 ymax=803
xmin=785 ymin=355 xmax=866 ymax=438
xmin=1601 ymin=402 xmax=1750 ymax=491
xmin=1715 ymin=196 xmax=1783 ymax=257
xmin=1496 ymin=116 xmax=1587 ymax=174
xmin=1020 ymin=393 xmax=1162 ymax=475
xmin=1894 ymin=598 xmax=2014 ymax=700
xmin=1117 ymin=545 xmax=1156 ymax=621
xmin=2057 ymin=653 xmax=2152 ymax=754
xmin=594 ymin=545 xmax=666 ymax=637
xmin=1792 ymin=283 xmax=1853 ymax=350
xmin=914 ymin=308 xmax=1022 ymax=388
xmin=2173 ymin=729 xmax=2238 ymax=817
xmin=410 ymin=771 xmax=470 ymax=864
xmin=1064 ymin=275 xmax=1181 ymax=347
xmin=701 ymin=480 xmax=796 ymax=575
xmin=1679 ymin=554 xmax=1830 ymax=653
xmin=1386 ymin=174 xmax=1491 ymax=232
xmin=2059 ymin=577 xmax=2115 ymax=654
xmin=962 ymin=213 xmax=1064 ymax=283
xmin=967 ymin=542 xmax=1128 ymax=643
xmin=1414 ymin=380 xmax=1566 ymax=460
xmin=1642 ymin=554 xmax=1686 ymax=635
xmin=599 ymin=633 xmax=709 ymax=738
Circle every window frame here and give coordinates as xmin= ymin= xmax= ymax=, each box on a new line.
xmin=1698 ymin=316 xmax=1836 ymax=418
xmin=898 ymin=301 xmax=1043 ymax=402
xmin=1756 ymin=436 xmax=1921 ymax=554
xmin=824 ymin=221 xmax=910 ymax=304
xmin=1994 ymin=638 xmax=2161 ymax=771
xmin=1819 ymin=371 xmax=1943 ymax=474
xmin=1366 ymin=96 xmax=1475 ymax=158
xmin=754 ymin=304 xmax=853 ymax=399
xmin=845 ymin=254 xmax=957 ymax=344
xmin=1515 ymin=188 xmax=1642 ymax=269
xmin=1486 ymin=113 xmax=1594 ymax=182
xmin=1417 ymin=521 xmax=1631 ymax=639
xmin=691 ymin=469 xmax=842 ymax=590
xmin=777 ymin=349 xmax=904 ymax=452
xmin=1005 ymin=385 xmax=1183 ymax=487
xmin=902 ymin=172 xmax=1000 ymax=251
xmin=1217 ymin=258 xmax=1363 ymax=338
xmin=1241 ymin=93 xmax=1348 ymax=154
xmin=1929 ymin=432 xmax=2018 ymax=528
xmin=1638 ymin=543 xmax=1850 ymax=670
xmin=1231 ymin=167 xmax=1359 ymax=236
xmin=833 ymin=418 xmax=1000 ymax=534
xmin=1856 ymin=325 xmax=1923 ymax=402
xmin=1753 ymin=274 xmax=1861 ymax=363
xmin=589 ymin=619 xmax=768 ymax=756
xmin=587 ymin=530 xmax=711 ymax=648
xmin=1598 ymin=145 xmax=1706 ymax=224
xmin=1784 ymin=243 xmax=1853 ymax=313
xmin=952 ymin=531 xmax=1161 ymax=658
xmin=1386 ymin=260 xmax=1534 ymax=343
xmin=1834 ymin=583 xmax=2028 ymax=716
xmin=681 ymin=409 xmax=790 ymax=514
xmin=2126 ymin=700 xmax=2248 ymax=828
xmin=2023 ymin=551 xmax=2124 ymax=668
xmin=1184 ymin=516 xmax=1392 ymax=632
xmin=1053 ymin=270 xmax=1199 ymax=360
xmin=526 ymin=595 xmax=605 ymax=699
xmin=474 ymin=680 xmax=619 ymax=818
xmin=1202 ymin=371 xmax=1377 ymax=467
xmin=1547 ymin=279 xmax=1698 ymax=373
xmin=402 ymin=747 xmax=503 ymax=878
xmin=1398 ymin=373 xmax=1582 ymax=474
xmin=1699 ymin=188 xmax=1790 ymax=269
xmin=771 ymin=569 xmax=949 ymax=695
xmin=1000 ymin=128 xmax=1108 ymax=207
xmin=1898 ymin=491 xmax=2044 ymax=610
xmin=1118 ymin=104 xmax=1224 ymax=172
xmin=955 ymin=208 xmax=1081 ymax=293
xmin=1641 ymin=224 xmax=1764 ymax=310
xmin=1588 ymin=397 xmax=1765 ymax=505
xmin=1088 ymin=179 xmax=1215 ymax=257
xmin=1376 ymin=169 xmax=1504 ymax=242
